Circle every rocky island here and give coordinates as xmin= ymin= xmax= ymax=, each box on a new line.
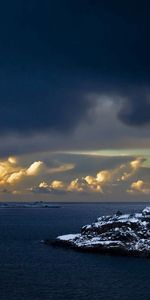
xmin=45 ymin=207 xmax=150 ymax=257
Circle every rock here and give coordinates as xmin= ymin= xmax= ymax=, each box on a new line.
xmin=116 ymin=210 xmax=122 ymax=216
xmin=45 ymin=207 xmax=150 ymax=258
xmin=142 ymin=207 xmax=150 ymax=216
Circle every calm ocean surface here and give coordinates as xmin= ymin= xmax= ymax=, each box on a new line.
xmin=0 ymin=202 xmax=150 ymax=300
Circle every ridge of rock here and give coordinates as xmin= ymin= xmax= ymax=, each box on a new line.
xmin=46 ymin=206 xmax=150 ymax=257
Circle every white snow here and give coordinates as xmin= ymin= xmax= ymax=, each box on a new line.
xmin=142 ymin=207 xmax=150 ymax=215
xmin=57 ymin=234 xmax=80 ymax=241
xmin=135 ymin=213 xmax=142 ymax=218
xmin=118 ymin=214 xmax=130 ymax=220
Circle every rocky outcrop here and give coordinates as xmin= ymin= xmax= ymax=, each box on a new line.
xmin=45 ymin=207 xmax=150 ymax=257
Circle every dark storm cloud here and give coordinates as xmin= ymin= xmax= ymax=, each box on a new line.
xmin=0 ymin=74 xmax=92 ymax=133
xmin=0 ymin=0 xmax=150 ymax=133
xmin=118 ymin=91 xmax=150 ymax=126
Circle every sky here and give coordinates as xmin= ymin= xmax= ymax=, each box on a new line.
xmin=0 ymin=0 xmax=150 ymax=202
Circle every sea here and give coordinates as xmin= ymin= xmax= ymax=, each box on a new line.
xmin=0 ymin=202 xmax=150 ymax=300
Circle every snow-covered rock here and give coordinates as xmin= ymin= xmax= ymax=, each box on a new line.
xmin=45 ymin=207 xmax=150 ymax=257
xmin=142 ymin=207 xmax=150 ymax=216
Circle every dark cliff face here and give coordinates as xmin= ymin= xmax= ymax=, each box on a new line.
xmin=47 ymin=207 xmax=150 ymax=258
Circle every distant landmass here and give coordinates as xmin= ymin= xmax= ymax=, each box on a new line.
xmin=46 ymin=207 xmax=150 ymax=258
xmin=0 ymin=202 xmax=61 ymax=208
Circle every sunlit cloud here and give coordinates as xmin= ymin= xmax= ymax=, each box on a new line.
xmin=8 ymin=157 xmax=17 ymax=164
xmin=26 ymin=161 xmax=44 ymax=176
xmin=7 ymin=170 xmax=25 ymax=184
xmin=51 ymin=180 xmax=65 ymax=190
xmin=31 ymin=156 xmax=146 ymax=195
xmin=47 ymin=163 xmax=75 ymax=174
xmin=116 ymin=157 xmax=145 ymax=182
xmin=96 ymin=170 xmax=111 ymax=183
xmin=30 ymin=180 xmax=66 ymax=194
xmin=0 ymin=157 xmax=75 ymax=196
xmin=67 ymin=179 xmax=85 ymax=192
xmin=39 ymin=181 xmax=49 ymax=188
xmin=0 ymin=153 xmax=148 ymax=200
xmin=128 ymin=180 xmax=150 ymax=195
xmin=6 ymin=160 xmax=44 ymax=184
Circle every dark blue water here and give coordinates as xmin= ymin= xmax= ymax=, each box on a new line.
xmin=0 ymin=202 xmax=150 ymax=300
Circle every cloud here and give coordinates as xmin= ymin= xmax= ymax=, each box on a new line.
xmin=82 ymin=157 xmax=144 ymax=192
xmin=83 ymin=172 xmax=109 ymax=193
xmin=0 ymin=188 xmax=11 ymax=194
xmin=82 ymin=157 xmax=145 ymax=192
xmin=8 ymin=157 xmax=17 ymax=164
xmin=0 ymin=156 xmax=75 ymax=191
xmin=118 ymin=92 xmax=150 ymax=126
xmin=128 ymin=180 xmax=150 ymax=195
xmin=30 ymin=180 xmax=66 ymax=195
xmin=51 ymin=180 xmax=65 ymax=190
xmin=130 ymin=158 xmax=144 ymax=169
xmin=0 ymin=75 xmax=93 ymax=134
xmin=30 ymin=156 xmax=145 ymax=195
xmin=39 ymin=181 xmax=49 ymax=189
xmin=67 ymin=178 xmax=86 ymax=192
xmin=26 ymin=161 xmax=44 ymax=176
xmin=0 ymin=155 xmax=144 ymax=196
xmin=0 ymin=1 xmax=149 ymax=140
xmin=118 ymin=157 xmax=145 ymax=181
xmin=30 ymin=185 xmax=51 ymax=194
xmin=0 ymin=158 xmax=19 ymax=185
xmin=0 ymin=152 xmax=148 ymax=201
xmin=6 ymin=160 xmax=45 ymax=184
xmin=96 ymin=170 xmax=111 ymax=183
xmin=47 ymin=163 xmax=75 ymax=174
xmin=12 ymin=190 xmax=22 ymax=195
xmin=7 ymin=170 xmax=25 ymax=184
